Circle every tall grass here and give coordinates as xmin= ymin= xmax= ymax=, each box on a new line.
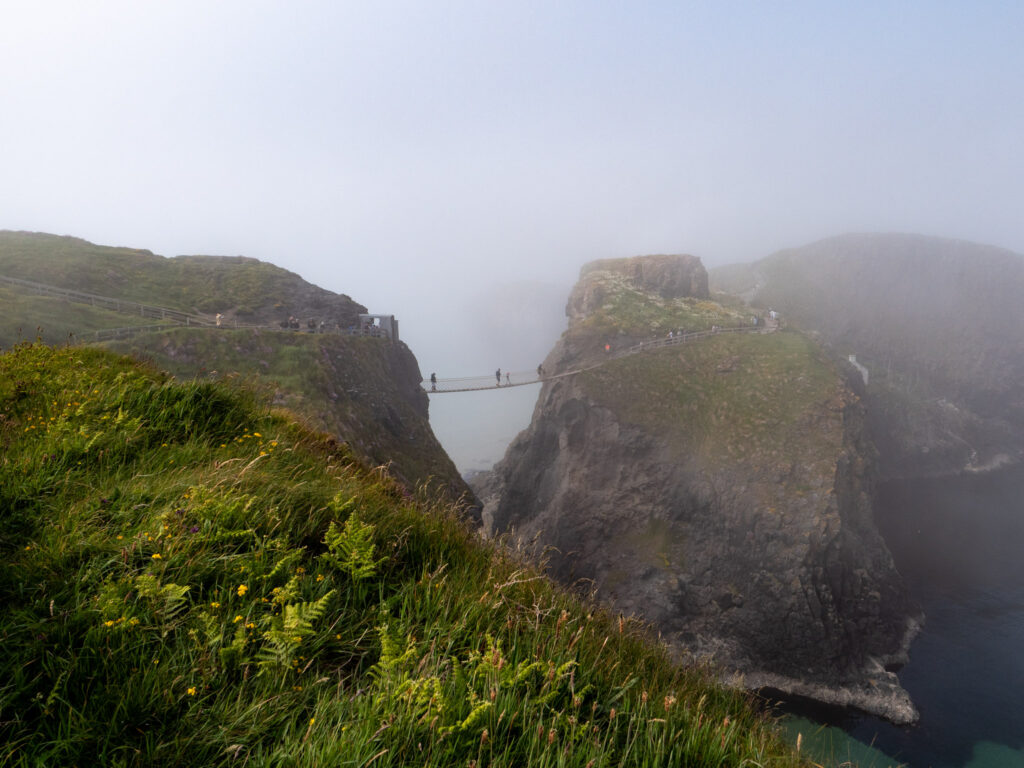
xmin=0 ymin=343 xmax=808 ymax=766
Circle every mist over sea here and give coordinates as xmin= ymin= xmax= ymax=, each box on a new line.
xmin=788 ymin=468 xmax=1024 ymax=767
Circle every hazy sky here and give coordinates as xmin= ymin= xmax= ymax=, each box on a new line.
xmin=3 ymin=1 xmax=1024 ymax=376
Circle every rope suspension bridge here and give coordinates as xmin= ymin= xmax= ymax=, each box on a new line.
xmin=423 ymin=323 xmax=778 ymax=394
xmin=2 ymin=273 xmax=780 ymax=394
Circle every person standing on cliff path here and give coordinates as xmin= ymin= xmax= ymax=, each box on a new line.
xmin=495 ymin=368 xmax=501 ymax=386
xmin=537 ymin=363 xmax=544 ymax=379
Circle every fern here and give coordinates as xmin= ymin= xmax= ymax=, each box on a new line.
xmin=134 ymin=572 xmax=190 ymax=628
xmin=322 ymin=511 xmax=384 ymax=581
xmin=257 ymin=589 xmax=336 ymax=672
xmin=262 ymin=549 xmax=304 ymax=583
xmin=270 ymin=575 xmax=301 ymax=606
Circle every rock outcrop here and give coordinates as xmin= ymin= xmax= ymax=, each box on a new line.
xmin=568 ymin=255 xmax=708 ymax=324
xmin=479 ymin=255 xmax=919 ymax=722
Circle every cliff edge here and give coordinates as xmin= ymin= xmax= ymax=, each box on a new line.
xmin=480 ymin=255 xmax=919 ymax=722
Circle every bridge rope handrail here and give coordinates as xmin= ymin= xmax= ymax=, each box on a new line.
xmin=2 ymin=273 xmax=397 ymax=342
xmin=0 ymin=274 xmax=214 ymax=326
xmin=424 ymin=323 xmax=776 ymax=393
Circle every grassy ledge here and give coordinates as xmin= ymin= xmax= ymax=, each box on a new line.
xmin=0 ymin=343 xmax=806 ymax=767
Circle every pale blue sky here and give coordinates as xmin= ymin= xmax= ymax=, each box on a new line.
xmin=2 ymin=1 xmax=1023 ymax=376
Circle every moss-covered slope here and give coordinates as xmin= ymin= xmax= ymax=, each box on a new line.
xmin=0 ymin=343 xmax=806 ymax=767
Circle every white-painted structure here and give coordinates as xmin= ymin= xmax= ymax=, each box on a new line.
xmin=848 ymin=354 xmax=869 ymax=386
xmin=359 ymin=314 xmax=399 ymax=341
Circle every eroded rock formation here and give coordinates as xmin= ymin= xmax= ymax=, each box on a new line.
xmin=479 ymin=255 xmax=920 ymax=722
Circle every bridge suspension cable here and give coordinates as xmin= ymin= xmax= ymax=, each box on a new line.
xmin=422 ymin=323 xmax=778 ymax=394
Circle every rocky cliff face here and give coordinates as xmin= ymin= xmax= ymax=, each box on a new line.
xmin=108 ymin=328 xmax=476 ymax=509
xmin=567 ymin=254 xmax=708 ymax=324
xmin=480 ymin=255 xmax=919 ymax=722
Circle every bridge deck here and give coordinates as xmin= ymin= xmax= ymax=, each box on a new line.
xmin=423 ymin=324 xmax=777 ymax=393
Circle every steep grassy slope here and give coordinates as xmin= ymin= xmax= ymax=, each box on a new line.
xmin=104 ymin=327 xmax=465 ymax=500
xmin=577 ymin=332 xmax=843 ymax=464
xmin=0 ymin=343 xmax=806 ymax=767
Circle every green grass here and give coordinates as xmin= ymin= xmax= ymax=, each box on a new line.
xmin=573 ymin=269 xmax=751 ymax=337
xmin=103 ymin=327 xmax=466 ymax=499
xmin=0 ymin=343 xmax=808 ymax=767
xmin=0 ymin=230 xmax=363 ymax=322
xmin=577 ymin=331 xmax=845 ymax=464
xmin=0 ymin=284 xmax=162 ymax=349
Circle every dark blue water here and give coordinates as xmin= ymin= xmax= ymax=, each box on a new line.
xmin=788 ymin=468 xmax=1024 ymax=767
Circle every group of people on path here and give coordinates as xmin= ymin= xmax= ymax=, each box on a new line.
xmin=426 ymin=364 xmax=547 ymax=392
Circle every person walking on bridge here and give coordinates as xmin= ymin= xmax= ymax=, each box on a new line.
xmin=505 ymin=370 xmax=511 ymax=386
xmin=430 ymin=372 xmax=437 ymax=391
xmin=495 ymin=368 xmax=501 ymax=386
xmin=537 ymin=363 xmax=544 ymax=379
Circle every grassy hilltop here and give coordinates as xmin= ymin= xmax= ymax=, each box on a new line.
xmin=0 ymin=343 xmax=807 ymax=766
xmin=0 ymin=231 xmax=470 ymax=502
xmin=0 ymin=230 xmax=364 ymax=325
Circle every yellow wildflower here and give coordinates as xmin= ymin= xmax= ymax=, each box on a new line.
xmin=210 ymin=602 xmax=221 ymax=609
xmin=187 ymin=687 xmax=197 ymax=696
xmin=234 ymin=615 xmax=243 ymax=623
xmin=237 ymin=584 xmax=248 ymax=597
xmin=151 ymin=553 xmax=162 ymax=560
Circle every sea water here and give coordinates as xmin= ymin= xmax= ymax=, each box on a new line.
xmin=781 ymin=468 xmax=1024 ymax=767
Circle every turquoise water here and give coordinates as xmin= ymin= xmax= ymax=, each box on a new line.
xmin=779 ymin=716 xmax=904 ymax=766
xmin=779 ymin=468 xmax=1024 ymax=767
